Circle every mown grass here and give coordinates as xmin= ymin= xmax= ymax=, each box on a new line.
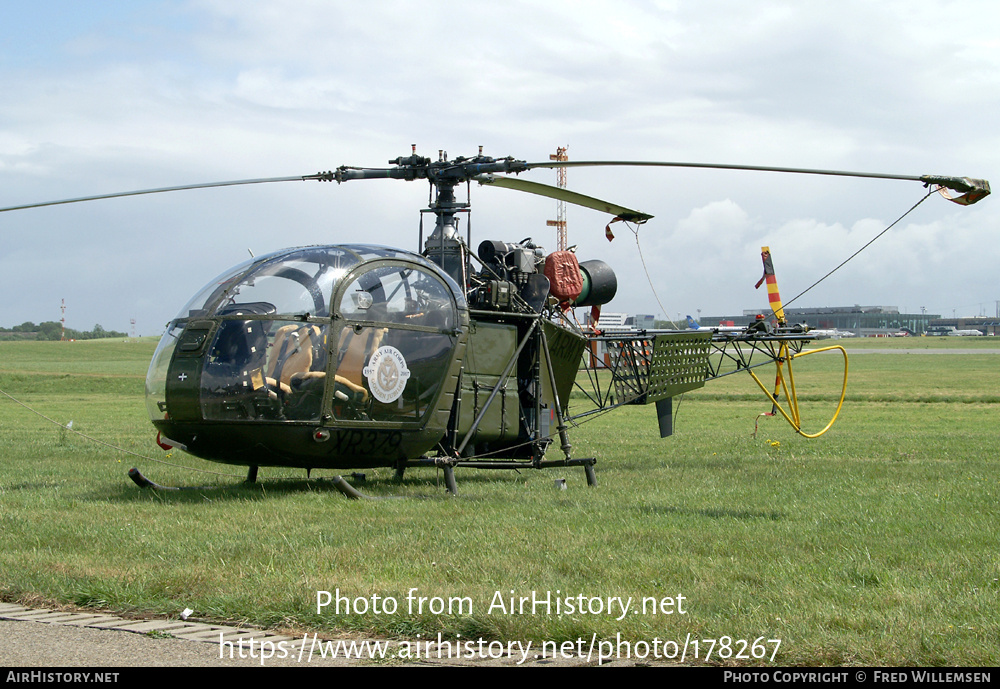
xmin=0 ymin=337 xmax=996 ymax=665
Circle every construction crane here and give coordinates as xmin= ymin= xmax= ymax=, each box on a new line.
xmin=546 ymin=146 xmax=568 ymax=251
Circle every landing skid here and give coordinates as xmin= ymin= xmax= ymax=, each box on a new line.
xmin=128 ymin=457 xmax=595 ymax=498
xmin=127 ymin=466 xmax=375 ymax=500
xmin=401 ymin=456 xmax=598 ymax=494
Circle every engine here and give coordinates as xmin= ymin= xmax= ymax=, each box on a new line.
xmin=471 ymin=238 xmax=617 ymax=312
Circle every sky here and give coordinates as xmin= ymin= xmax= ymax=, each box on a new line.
xmin=1 ymin=0 xmax=998 ymax=335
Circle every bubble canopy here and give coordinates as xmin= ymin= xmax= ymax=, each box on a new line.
xmin=176 ymin=245 xmax=458 ymax=320
xmin=145 ymin=245 xmax=469 ymax=463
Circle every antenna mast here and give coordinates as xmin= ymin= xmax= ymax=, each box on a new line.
xmin=546 ymin=146 xmax=569 ymax=251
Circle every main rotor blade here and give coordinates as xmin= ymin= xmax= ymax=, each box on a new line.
xmin=475 ymin=174 xmax=653 ymax=223
xmin=0 ymin=173 xmax=333 ymax=213
xmin=524 ymin=160 xmax=990 ymax=204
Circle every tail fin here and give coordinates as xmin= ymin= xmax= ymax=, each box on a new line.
xmin=686 ymin=315 xmax=701 ymax=330
xmin=754 ymin=246 xmax=786 ymax=325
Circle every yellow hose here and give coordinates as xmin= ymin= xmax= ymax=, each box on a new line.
xmin=747 ymin=344 xmax=848 ymax=438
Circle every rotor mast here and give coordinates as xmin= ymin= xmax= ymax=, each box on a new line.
xmin=334 ymin=145 xmax=531 ymax=285
xmin=422 ymin=149 xmax=471 ymax=285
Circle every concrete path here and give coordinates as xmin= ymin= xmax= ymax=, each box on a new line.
xmin=0 ymin=603 xmax=635 ymax=667
xmin=0 ymin=603 xmax=354 ymax=667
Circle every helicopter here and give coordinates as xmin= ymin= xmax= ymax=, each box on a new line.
xmin=1 ymin=146 xmax=990 ymax=496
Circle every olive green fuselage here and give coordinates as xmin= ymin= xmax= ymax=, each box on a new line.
xmin=147 ymin=244 xmax=586 ymax=471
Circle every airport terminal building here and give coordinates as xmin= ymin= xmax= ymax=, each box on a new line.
xmin=595 ymin=307 xmax=997 ymax=337
xmin=702 ymin=305 xmax=941 ymax=336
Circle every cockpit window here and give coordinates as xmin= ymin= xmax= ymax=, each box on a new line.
xmin=212 ymin=248 xmax=360 ymax=318
xmin=331 ymin=262 xmax=460 ymax=423
xmin=339 ymin=264 xmax=456 ymax=330
xmin=177 ymin=247 xmax=363 ymax=320
xmin=177 ymin=258 xmax=255 ymax=319
xmin=201 ymin=317 xmax=330 ymax=422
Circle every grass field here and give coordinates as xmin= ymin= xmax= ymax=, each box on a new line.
xmin=0 ymin=336 xmax=997 ymax=665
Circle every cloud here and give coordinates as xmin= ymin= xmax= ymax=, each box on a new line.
xmin=1 ymin=1 xmax=997 ymax=331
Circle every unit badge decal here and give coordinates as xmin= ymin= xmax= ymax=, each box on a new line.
xmin=363 ymin=345 xmax=411 ymax=403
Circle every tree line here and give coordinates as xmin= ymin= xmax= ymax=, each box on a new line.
xmin=0 ymin=321 xmax=129 ymax=341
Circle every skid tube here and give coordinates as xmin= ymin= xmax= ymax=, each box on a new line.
xmin=402 ymin=456 xmax=598 ymax=491
xmin=128 ymin=466 xmax=380 ymax=499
